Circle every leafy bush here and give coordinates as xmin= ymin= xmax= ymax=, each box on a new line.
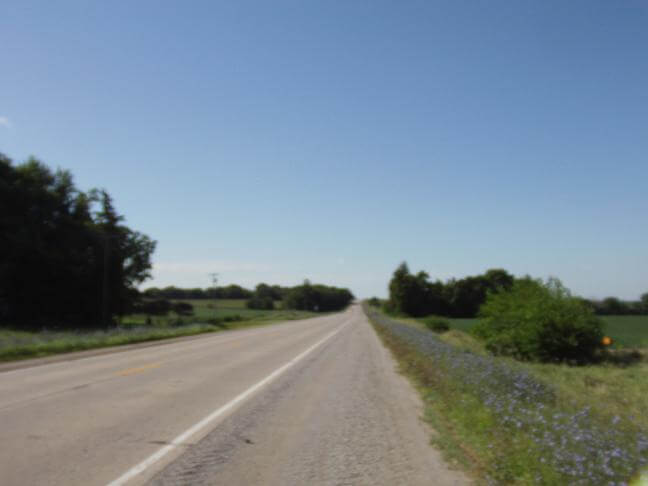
xmin=422 ymin=316 xmax=450 ymax=333
xmin=473 ymin=277 xmax=604 ymax=363
xmin=205 ymin=314 xmax=244 ymax=326
xmin=367 ymin=297 xmax=381 ymax=307
xmin=171 ymin=301 xmax=194 ymax=316
xmin=137 ymin=299 xmax=172 ymax=316
xmin=169 ymin=317 xmax=188 ymax=327
xmin=246 ymin=296 xmax=274 ymax=310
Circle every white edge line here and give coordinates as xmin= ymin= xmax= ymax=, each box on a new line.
xmin=106 ymin=320 xmax=350 ymax=486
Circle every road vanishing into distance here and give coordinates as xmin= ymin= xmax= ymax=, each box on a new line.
xmin=0 ymin=305 xmax=468 ymax=486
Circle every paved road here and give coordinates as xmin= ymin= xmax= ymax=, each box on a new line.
xmin=0 ymin=305 xmax=468 ymax=486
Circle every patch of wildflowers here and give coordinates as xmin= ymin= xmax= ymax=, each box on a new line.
xmin=366 ymin=307 xmax=648 ymax=485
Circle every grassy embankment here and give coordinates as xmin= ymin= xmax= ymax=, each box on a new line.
xmin=0 ymin=299 xmax=318 ymax=363
xmin=365 ymin=304 xmax=648 ymax=484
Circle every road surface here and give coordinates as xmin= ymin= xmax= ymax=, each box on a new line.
xmin=0 ymin=305 xmax=468 ymax=485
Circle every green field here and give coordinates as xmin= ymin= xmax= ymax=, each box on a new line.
xmin=0 ymin=299 xmax=318 ymax=362
xmin=599 ymin=315 xmax=648 ymax=348
xmin=121 ymin=298 xmax=316 ymax=327
xmin=437 ymin=315 xmax=648 ymax=348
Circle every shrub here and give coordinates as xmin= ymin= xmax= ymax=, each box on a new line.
xmin=367 ymin=297 xmax=381 ymax=307
xmin=422 ymin=316 xmax=450 ymax=333
xmin=171 ymin=301 xmax=194 ymax=316
xmin=246 ymin=297 xmax=274 ymax=310
xmin=137 ymin=299 xmax=172 ymax=316
xmin=473 ymin=277 xmax=604 ymax=363
xmin=169 ymin=317 xmax=188 ymax=327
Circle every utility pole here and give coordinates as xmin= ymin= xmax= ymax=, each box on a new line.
xmin=208 ymin=272 xmax=219 ymax=313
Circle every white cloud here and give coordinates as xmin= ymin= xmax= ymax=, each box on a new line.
xmin=0 ymin=116 xmax=11 ymax=128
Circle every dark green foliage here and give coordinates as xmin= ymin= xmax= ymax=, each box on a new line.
xmin=0 ymin=154 xmax=156 ymax=329
xmin=136 ymin=299 xmax=172 ymax=316
xmin=473 ymin=277 xmax=604 ymax=363
xmin=211 ymin=284 xmax=254 ymax=299
xmin=283 ymin=280 xmax=354 ymax=312
xmin=642 ymin=293 xmax=648 ymax=314
xmin=589 ymin=295 xmax=648 ymax=316
xmin=143 ymin=287 xmax=207 ymax=299
xmin=367 ymin=297 xmax=381 ymax=307
xmin=143 ymin=285 xmax=254 ymax=300
xmin=246 ymin=283 xmax=288 ymax=309
xmin=254 ymin=283 xmax=285 ymax=301
xmin=171 ymin=301 xmax=194 ymax=316
xmin=246 ymin=296 xmax=275 ymax=310
xmin=205 ymin=314 xmax=244 ymax=326
xmin=599 ymin=297 xmax=629 ymax=315
xmin=422 ymin=316 xmax=450 ymax=333
xmin=387 ymin=262 xmax=513 ymax=318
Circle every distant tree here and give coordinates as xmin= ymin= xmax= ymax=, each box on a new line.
xmin=640 ymin=293 xmax=648 ymax=314
xmin=484 ymin=268 xmax=515 ymax=292
xmin=171 ymin=301 xmax=194 ymax=316
xmin=446 ymin=276 xmax=489 ymax=318
xmin=387 ymin=263 xmax=513 ymax=318
xmin=255 ymin=283 xmax=282 ymax=301
xmin=283 ymin=280 xmax=353 ymax=312
xmin=246 ymin=296 xmax=274 ymax=310
xmin=367 ymin=297 xmax=382 ymax=307
xmin=387 ymin=263 xmax=431 ymax=316
xmin=598 ymin=297 xmax=629 ymax=315
xmin=136 ymin=299 xmax=172 ymax=316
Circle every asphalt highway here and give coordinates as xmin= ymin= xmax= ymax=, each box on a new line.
xmin=0 ymin=305 xmax=468 ymax=485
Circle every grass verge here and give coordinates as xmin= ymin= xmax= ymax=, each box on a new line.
xmin=0 ymin=308 xmax=319 ymax=363
xmin=364 ymin=304 xmax=648 ymax=485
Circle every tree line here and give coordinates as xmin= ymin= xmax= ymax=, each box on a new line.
xmin=0 ymin=154 xmax=156 ymax=330
xmin=387 ymin=263 xmax=515 ymax=318
xmin=588 ymin=295 xmax=648 ymax=316
xmin=143 ymin=281 xmax=354 ymax=313
xmin=386 ymin=262 xmax=648 ymax=319
xmin=143 ymin=285 xmax=257 ymax=300
xmin=282 ymin=280 xmax=354 ymax=312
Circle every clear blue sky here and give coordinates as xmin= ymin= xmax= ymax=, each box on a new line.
xmin=2 ymin=1 xmax=647 ymax=299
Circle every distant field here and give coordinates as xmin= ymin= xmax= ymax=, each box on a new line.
xmin=0 ymin=299 xmax=318 ymax=362
xmin=600 ymin=315 xmax=648 ymax=348
xmin=122 ymin=299 xmax=314 ymax=327
xmin=438 ymin=315 xmax=648 ymax=348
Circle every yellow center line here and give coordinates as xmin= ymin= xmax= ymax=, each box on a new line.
xmin=116 ymin=362 xmax=162 ymax=377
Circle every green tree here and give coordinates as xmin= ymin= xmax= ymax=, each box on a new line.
xmin=474 ymin=277 xmax=604 ymax=363
xmin=639 ymin=293 xmax=648 ymax=314
xmin=0 ymin=154 xmax=156 ymax=329
xmin=283 ymin=280 xmax=353 ymax=312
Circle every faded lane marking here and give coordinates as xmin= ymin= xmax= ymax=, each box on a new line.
xmin=116 ymin=363 xmax=162 ymax=377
